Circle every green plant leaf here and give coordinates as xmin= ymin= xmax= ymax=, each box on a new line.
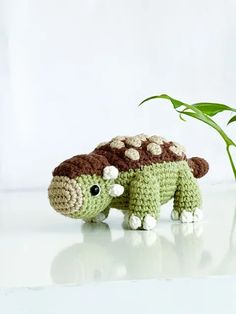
xmin=139 ymin=93 xmax=236 ymax=180
xmin=227 ymin=115 xmax=236 ymax=125
xmin=139 ymin=94 xmax=187 ymax=109
xmin=192 ymin=103 xmax=236 ymax=116
xmin=179 ymin=111 xmax=234 ymax=145
xmin=178 ymin=111 xmax=187 ymax=122
xmin=140 ymin=94 xmax=235 ymax=146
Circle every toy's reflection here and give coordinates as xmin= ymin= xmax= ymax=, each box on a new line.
xmin=51 ymin=222 xmax=211 ymax=284
xmin=214 ymin=207 xmax=236 ymax=275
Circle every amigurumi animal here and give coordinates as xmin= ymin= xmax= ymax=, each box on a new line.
xmin=48 ymin=134 xmax=209 ymax=230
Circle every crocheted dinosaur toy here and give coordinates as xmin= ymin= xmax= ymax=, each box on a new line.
xmin=48 ymin=134 xmax=209 ymax=230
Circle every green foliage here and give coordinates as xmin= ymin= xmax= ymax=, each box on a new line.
xmin=192 ymin=103 xmax=236 ymax=117
xmin=139 ymin=94 xmax=236 ymax=180
xmin=228 ymin=115 xmax=236 ymax=125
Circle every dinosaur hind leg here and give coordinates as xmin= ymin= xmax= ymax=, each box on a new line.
xmin=172 ymin=169 xmax=202 ymax=223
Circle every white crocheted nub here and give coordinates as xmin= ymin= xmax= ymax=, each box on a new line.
xmin=180 ymin=210 xmax=194 ymax=223
xmin=129 ymin=215 xmax=142 ymax=230
xmin=193 ymin=208 xmax=203 ymax=222
xmin=180 ymin=209 xmax=203 ymax=223
xmin=93 ymin=212 xmax=106 ymax=222
xmin=103 ymin=166 xmax=119 ymax=180
xmin=142 ymin=215 xmax=157 ymax=230
xmin=128 ymin=214 xmax=157 ymax=230
xmin=109 ymin=184 xmax=124 ymax=197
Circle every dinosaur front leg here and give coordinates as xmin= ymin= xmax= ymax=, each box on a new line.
xmin=83 ymin=207 xmax=110 ymax=223
xmin=126 ymin=173 xmax=160 ymax=230
xmin=172 ymin=169 xmax=202 ymax=223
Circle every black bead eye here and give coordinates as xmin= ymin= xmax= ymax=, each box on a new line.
xmin=90 ymin=185 xmax=100 ymax=196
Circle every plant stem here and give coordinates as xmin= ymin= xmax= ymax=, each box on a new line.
xmin=226 ymin=145 xmax=236 ymax=180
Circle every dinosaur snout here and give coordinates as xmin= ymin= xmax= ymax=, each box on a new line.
xmin=48 ymin=176 xmax=83 ymax=216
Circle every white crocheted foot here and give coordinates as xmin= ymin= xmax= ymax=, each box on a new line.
xmin=129 ymin=214 xmax=142 ymax=230
xmin=83 ymin=212 xmax=106 ymax=223
xmin=142 ymin=214 xmax=157 ymax=230
xmin=193 ymin=208 xmax=203 ymax=222
xmin=171 ymin=210 xmax=179 ymax=221
xmin=180 ymin=210 xmax=194 ymax=223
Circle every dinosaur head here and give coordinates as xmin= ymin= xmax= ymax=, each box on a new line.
xmin=48 ymin=154 xmax=124 ymax=219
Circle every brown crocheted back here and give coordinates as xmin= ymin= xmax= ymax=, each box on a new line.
xmin=93 ymin=135 xmax=186 ymax=172
xmin=53 ymin=153 xmax=110 ymax=178
xmin=52 ymin=134 xmax=188 ymax=178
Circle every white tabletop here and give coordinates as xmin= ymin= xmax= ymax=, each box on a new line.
xmin=0 ymin=183 xmax=236 ymax=289
xmin=0 ymin=184 xmax=236 ymax=314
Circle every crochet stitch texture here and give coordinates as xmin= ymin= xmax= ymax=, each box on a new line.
xmin=48 ymin=134 xmax=209 ymax=230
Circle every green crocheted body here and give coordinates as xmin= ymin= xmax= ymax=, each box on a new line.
xmin=111 ymin=160 xmax=201 ymax=215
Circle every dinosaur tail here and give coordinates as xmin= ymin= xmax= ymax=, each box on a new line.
xmin=187 ymin=157 xmax=209 ymax=179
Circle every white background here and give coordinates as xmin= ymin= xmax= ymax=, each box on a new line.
xmin=1 ymin=0 xmax=236 ymax=190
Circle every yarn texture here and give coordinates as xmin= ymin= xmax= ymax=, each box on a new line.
xmin=48 ymin=134 xmax=209 ymax=230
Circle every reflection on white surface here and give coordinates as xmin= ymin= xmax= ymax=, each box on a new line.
xmin=0 ymin=184 xmax=236 ymax=288
xmin=51 ymin=222 xmax=208 ymax=284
